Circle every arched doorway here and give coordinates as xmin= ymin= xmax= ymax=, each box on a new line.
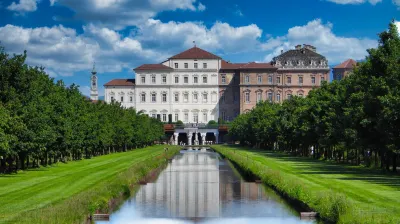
xmin=178 ymin=133 xmax=188 ymax=145
xmin=205 ymin=133 xmax=216 ymax=144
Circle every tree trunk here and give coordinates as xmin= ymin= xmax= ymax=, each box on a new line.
xmin=374 ymin=150 xmax=378 ymax=168
xmin=393 ymin=154 xmax=397 ymax=173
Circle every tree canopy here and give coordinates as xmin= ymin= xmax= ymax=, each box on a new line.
xmin=229 ymin=21 xmax=400 ymax=172
xmin=0 ymin=47 xmax=164 ymax=173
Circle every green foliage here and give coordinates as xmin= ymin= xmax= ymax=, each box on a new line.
xmin=0 ymin=47 xmax=165 ymax=173
xmin=214 ymin=145 xmax=400 ymax=224
xmin=229 ymin=21 xmax=400 ymax=170
xmin=207 ymin=120 xmax=217 ymax=125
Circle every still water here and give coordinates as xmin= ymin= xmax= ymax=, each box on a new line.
xmin=99 ymin=148 xmax=316 ymax=224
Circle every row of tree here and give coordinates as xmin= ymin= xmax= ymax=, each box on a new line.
xmin=0 ymin=47 xmax=165 ymax=173
xmin=229 ymin=22 xmax=400 ymax=171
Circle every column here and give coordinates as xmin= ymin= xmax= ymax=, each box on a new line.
xmin=201 ymin=133 xmax=206 ymax=145
xmin=214 ymin=132 xmax=219 ymax=144
xmin=188 ymin=132 xmax=193 ymax=146
xmin=174 ymin=133 xmax=179 ymax=145
xmin=195 ymin=131 xmax=199 ymax=146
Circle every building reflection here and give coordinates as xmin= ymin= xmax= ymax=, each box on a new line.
xmin=134 ymin=148 xmax=267 ymax=219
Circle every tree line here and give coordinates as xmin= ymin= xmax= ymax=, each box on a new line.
xmin=229 ymin=22 xmax=400 ymax=172
xmin=0 ymin=47 xmax=165 ymax=173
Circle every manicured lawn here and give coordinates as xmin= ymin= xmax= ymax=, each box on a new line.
xmin=213 ymin=145 xmax=400 ymax=222
xmin=0 ymin=145 xmax=180 ymax=222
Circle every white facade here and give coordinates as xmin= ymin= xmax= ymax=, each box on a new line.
xmin=104 ymin=54 xmax=221 ymax=124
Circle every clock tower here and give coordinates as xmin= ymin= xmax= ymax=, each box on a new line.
xmin=90 ymin=63 xmax=98 ymax=101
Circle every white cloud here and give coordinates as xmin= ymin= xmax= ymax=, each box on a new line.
xmin=263 ymin=19 xmax=377 ymax=64
xmin=326 ymin=0 xmax=382 ymax=4
xmin=136 ymin=19 xmax=263 ymax=55
xmin=0 ymin=24 xmax=163 ymax=77
xmin=50 ymin=0 xmax=205 ymax=29
xmin=7 ymin=0 xmax=38 ymax=13
xmin=0 ymin=18 xmax=378 ymax=78
xmin=197 ymin=2 xmax=206 ymax=11
xmin=395 ymin=21 xmax=400 ymax=33
xmin=394 ymin=0 xmax=400 ymax=7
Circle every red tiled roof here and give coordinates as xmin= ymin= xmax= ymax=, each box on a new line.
xmin=104 ymin=79 xmax=135 ymax=86
xmin=221 ymin=61 xmax=276 ymax=70
xmin=169 ymin=47 xmax=221 ymax=59
xmin=334 ymin=59 xmax=357 ymax=69
xmin=134 ymin=64 xmax=172 ymax=70
xmin=239 ymin=62 xmax=275 ymax=69
xmin=221 ymin=60 xmax=246 ymax=69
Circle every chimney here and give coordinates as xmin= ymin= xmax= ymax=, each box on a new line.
xmin=295 ymin=44 xmax=302 ymax=50
xmin=303 ymin=44 xmax=317 ymax=52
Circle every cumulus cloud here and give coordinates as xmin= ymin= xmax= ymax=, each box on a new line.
xmin=0 ymin=18 xmax=379 ymax=78
xmin=7 ymin=0 xmax=38 ymax=13
xmin=50 ymin=0 xmax=205 ymax=29
xmin=263 ymin=19 xmax=377 ymax=64
xmin=394 ymin=0 xmax=400 ymax=8
xmin=326 ymin=0 xmax=382 ymax=4
xmin=136 ymin=19 xmax=262 ymax=55
xmin=0 ymin=24 xmax=164 ymax=77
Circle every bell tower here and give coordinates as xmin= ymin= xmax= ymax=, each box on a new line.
xmin=90 ymin=63 xmax=98 ymax=101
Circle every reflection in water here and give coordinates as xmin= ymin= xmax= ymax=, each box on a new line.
xmin=100 ymin=148 xmax=315 ymax=224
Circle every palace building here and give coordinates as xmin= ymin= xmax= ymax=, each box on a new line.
xmin=99 ymin=44 xmax=330 ymax=144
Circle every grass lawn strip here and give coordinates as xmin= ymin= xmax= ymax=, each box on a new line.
xmin=0 ymin=145 xmax=180 ymax=223
xmin=213 ymin=145 xmax=400 ymax=223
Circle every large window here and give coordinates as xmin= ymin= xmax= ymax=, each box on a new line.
xmin=193 ymin=93 xmax=198 ymax=102
xmin=203 ymin=63 xmax=207 ymax=69
xmin=221 ymin=75 xmax=226 ymax=84
xmin=287 ymin=94 xmax=292 ymax=100
xmin=111 ymin=96 xmax=114 ymax=102
xmin=257 ymin=75 xmax=262 ymax=84
xmin=174 ymin=63 xmax=178 ymax=68
xmin=184 ymin=113 xmax=189 ymax=122
xmin=256 ymin=92 xmax=262 ymax=103
xmin=184 ymin=63 xmax=188 ymax=68
xmin=175 ymin=76 xmax=179 ymax=84
xmin=276 ymin=93 xmax=281 ymax=102
xmin=141 ymin=93 xmax=146 ymax=102
xmin=120 ymin=96 xmax=124 ymax=102
xmin=174 ymin=93 xmax=179 ymax=102
xmin=193 ymin=114 xmax=198 ymax=123
xmin=221 ymin=111 xmax=226 ymax=121
xmin=311 ymin=76 xmax=316 ymax=84
xmin=193 ymin=76 xmax=198 ymax=84
xmin=268 ymin=76 xmax=273 ymax=84
xmin=162 ymin=93 xmax=167 ymax=102
xmin=141 ymin=76 xmax=146 ymax=84
xmin=287 ymin=76 xmax=292 ymax=84
xmin=151 ymin=75 xmax=156 ymax=84
xmin=245 ymin=75 xmax=250 ymax=84
xmin=183 ymin=93 xmax=189 ymax=102
xmin=245 ymin=92 xmax=250 ymax=103
xmin=184 ymin=76 xmax=188 ymax=83
xmin=194 ymin=63 xmax=198 ymax=69
xmin=130 ymin=96 xmax=133 ymax=102
xmin=276 ymin=76 xmax=281 ymax=84
xmin=299 ymin=76 xmax=303 ymax=84
xmin=203 ymin=113 xmax=207 ymax=122
xmin=268 ymin=92 xmax=273 ymax=102
xmin=203 ymin=76 xmax=207 ymax=83
xmin=203 ymin=93 xmax=208 ymax=103
xmin=151 ymin=93 xmax=156 ymax=102
xmin=162 ymin=114 xmax=167 ymax=122
xmin=162 ymin=76 xmax=167 ymax=84
xmin=174 ymin=114 xmax=178 ymax=122
xmin=321 ymin=76 xmax=325 ymax=84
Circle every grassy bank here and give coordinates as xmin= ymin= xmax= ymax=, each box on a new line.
xmin=213 ymin=145 xmax=400 ymax=224
xmin=0 ymin=145 xmax=181 ymax=223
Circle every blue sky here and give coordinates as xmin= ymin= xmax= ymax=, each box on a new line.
xmin=0 ymin=0 xmax=399 ymax=96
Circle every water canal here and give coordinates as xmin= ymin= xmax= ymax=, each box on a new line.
xmin=98 ymin=148 xmax=317 ymax=224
